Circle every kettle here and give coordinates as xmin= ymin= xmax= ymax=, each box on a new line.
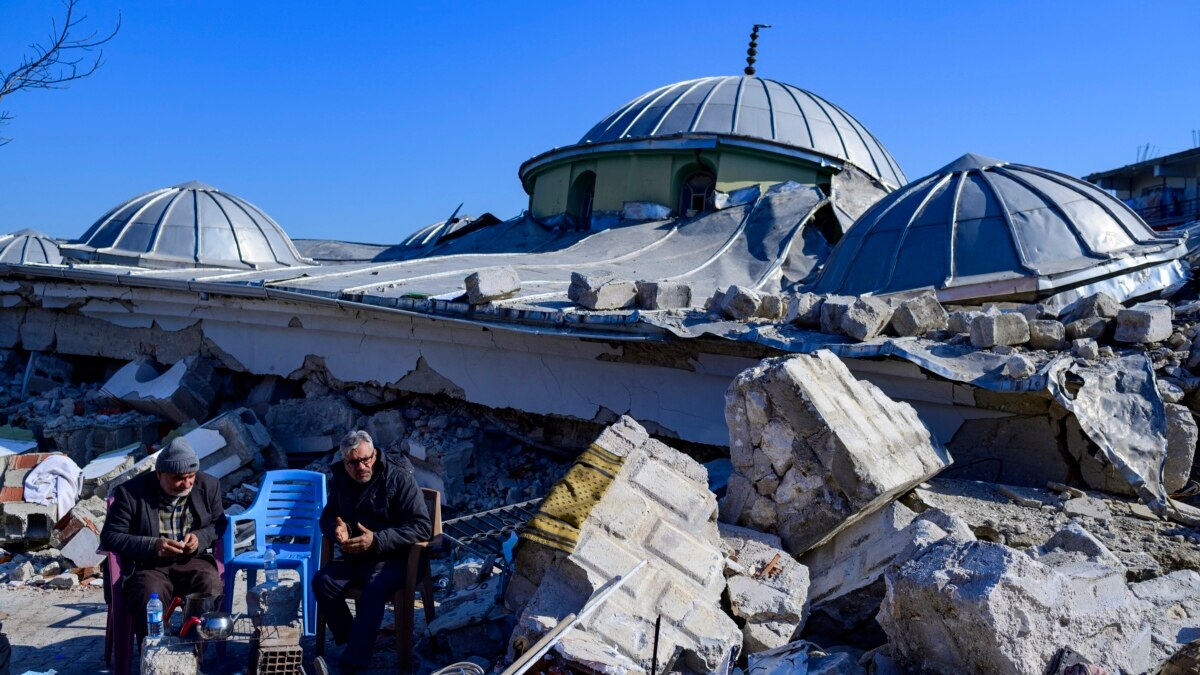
xmin=181 ymin=611 xmax=241 ymax=641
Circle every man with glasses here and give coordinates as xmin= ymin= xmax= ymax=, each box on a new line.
xmin=314 ymin=430 xmax=431 ymax=673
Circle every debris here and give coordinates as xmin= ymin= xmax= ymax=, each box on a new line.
xmin=621 ymin=201 xmax=672 ymax=221
xmin=506 ymin=416 xmax=741 ymax=673
xmin=247 ymin=578 xmax=302 ymax=628
xmin=567 ymin=271 xmax=638 ymax=310
xmin=969 ymin=311 xmax=1029 ymax=348
xmin=745 ymin=640 xmax=861 ymax=675
xmin=879 ymin=530 xmax=1151 ymax=675
xmin=1061 ymin=292 xmax=1121 ymax=325
xmin=1065 ymin=317 xmax=1108 ymax=341
xmin=22 ymin=353 xmax=72 ymax=396
xmin=1072 ymin=338 xmax=1101 ymax=360
xmin=79 ymin=444 xmax=139 ymax=499
xmin=140 ymin=635 xmax=198 ymax=675
xmin=720 ymin=523 xmax=810 ymax=653
xmin=265 ymin=396 xmax=360 ymax=457
xmin=1115 ymin=303 xmax=1173 ymax=343
xmin=713 ymin=186 xmax=761 ymax=210
xmin=102 ymin=356 xmax=218 ymax=425
xmin=722 ymin=351 xmax=952 ymax=555
xmin=1002 ymin=354 xmax=1035 ymax=379
xmin=947 ymin=309 xmax=982 ymax=335
xmin=720 ymin=285 xmax=764 ymax=321
xmin=786 ymin=293 xmax=823 ymax=327
xmin=819 ymin=296 xmax=855 ymax=335
xmin=9 ymin=561 xmax=33 ymax=582
xmin=635 ymin=281 xmax=693 ymax=310
xmin=840 ymin=297 xmax=892 ymax=341
xmin=46 ymin=572 xmax=77 ymax=589
xmin=888 ymin=292 xmax=947 ymax=337
xmin=50 ymin=495 xmax=106 ymax=567
xmin=464 ymin=267 xmax=521 ymax=305
xmin=1028 ymin=320 xmax=1066 ymax=351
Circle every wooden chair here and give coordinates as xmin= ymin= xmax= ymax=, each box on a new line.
xmin=315 ymin=488 xmax=442 ymax=673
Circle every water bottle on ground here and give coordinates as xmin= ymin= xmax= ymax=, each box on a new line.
xmin=146 ymin=593 xmax=163 ymax=640
xmin=264 ymin=547 xmax=279 ymax=585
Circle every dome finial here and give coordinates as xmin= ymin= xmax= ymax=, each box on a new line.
xmin=745 ymin=24 xmax=772 ymax=76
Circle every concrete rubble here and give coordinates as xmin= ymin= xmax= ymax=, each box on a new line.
xmin=720 ymin=523 xmax=810 ymax=653
xmin=506 ymin=416 xmax=742 ymax=673
xmin=102 ymin=356 xmax=218 ymax=425
xmin=465 ymin=266 xmax=521 ymax=305
xmin=722 ymin=351 xmax=952 ymax=554
xmin=568 ymin=271 xmax=638 ymax=310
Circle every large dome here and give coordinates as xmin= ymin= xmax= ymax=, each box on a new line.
xmin=63 ymin=181 xmax=311 ymax=270
xmin=810 ymin=153 xmax=1188 ymax=302
xmin=579 ymin=76 xmax=906 ymax=188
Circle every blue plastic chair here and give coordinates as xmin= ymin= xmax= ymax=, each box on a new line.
xmin=222 ymin=469 xmax=326 ymax=635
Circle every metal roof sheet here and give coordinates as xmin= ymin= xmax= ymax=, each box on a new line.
xmin=0 ymin=229 xmax=62 ymax=265
xmin=809 ymin=153 xmax=1188 ymax=301
xmin=578 ymin=76 xmax=906 ymax=188
xmin=62 ymin=181 xmax=311 ymax=270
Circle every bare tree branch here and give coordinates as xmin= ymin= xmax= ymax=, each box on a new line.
xmin=0 ymin=0 xmax=121 ymax=145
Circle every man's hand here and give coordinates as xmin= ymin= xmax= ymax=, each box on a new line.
xmin=181 ymin=533 xmax=199 ymax=555
xmin=334 ymin=517 xmax=350 ymax=545
xmin=154 ymin=537 xmax=185 ymax=558
xmin=340 ymin=523 xmax=375 ymax=555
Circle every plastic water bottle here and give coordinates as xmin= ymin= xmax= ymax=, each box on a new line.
xmin=146 ymin=593 xmax=163 ymax=640
xmin=264 ymin=547 xmax=279 ymax=585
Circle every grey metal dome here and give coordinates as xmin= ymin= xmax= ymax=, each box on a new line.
xmin=810 ymin=153 xmax=1188 ymax=301
xmin=63 ymin=181 xmax=311 ymax=269
xmin=579 ymin=76 xmax=906 ymax=188
xmin=0 ymin=229 xmax=62 ymax=264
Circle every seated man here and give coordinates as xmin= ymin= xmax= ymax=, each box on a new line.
xmin=314 ymin=430 xmax=431 ymax=673
xmin=99 ymin=438 xmax=225 ymax=641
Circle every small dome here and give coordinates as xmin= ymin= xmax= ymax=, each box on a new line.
xmin=810 ymin=153 xmax=1186 ymax=299
xmin=0 ymin=229 xmax=62 ymax=264
xmin=63 ymin=181 xmax=311 ymax=269
xmin=579 ymin=76 xmax=906 ymax=188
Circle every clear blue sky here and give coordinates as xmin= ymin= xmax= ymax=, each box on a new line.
xmin=1 ymin=1 xmax=1197 ymax=244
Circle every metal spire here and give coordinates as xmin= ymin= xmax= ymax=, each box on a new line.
xmin=744 ymin=24 xmax=772 ymax=76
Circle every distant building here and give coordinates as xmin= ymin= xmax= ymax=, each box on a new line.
xmin=1084 ymin=147 xmax=1200 ymax=229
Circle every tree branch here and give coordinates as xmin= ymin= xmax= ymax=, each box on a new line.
xmin=0 ymin=0 xmax=121 ymax=144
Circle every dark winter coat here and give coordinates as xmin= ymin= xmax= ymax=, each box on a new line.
xmin=99 ymin=471 xmax=225 ymax=572
xmin=319 ymin=453 xmax=431 ymax=559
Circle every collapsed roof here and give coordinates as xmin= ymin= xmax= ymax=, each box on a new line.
xmin=809 ymin=153 xmax=1190 ymax=306
xmin=61 ymin=181 xmax=312 ymax=270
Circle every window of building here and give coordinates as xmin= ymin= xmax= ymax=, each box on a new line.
xmin=568 ymin=171 xmax=596 ymax=229
xmin=680 ymin=171 xmax=716 ymax=215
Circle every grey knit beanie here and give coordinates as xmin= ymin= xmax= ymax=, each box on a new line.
xmin=157 ymin=437 xmax=199 ymax=474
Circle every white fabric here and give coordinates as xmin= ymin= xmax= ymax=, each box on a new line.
xmin=23 ymin=454 xmax=82 ymax=520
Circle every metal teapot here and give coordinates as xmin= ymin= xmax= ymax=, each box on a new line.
xmin=181 ymin=610 xmax=241 ymax=641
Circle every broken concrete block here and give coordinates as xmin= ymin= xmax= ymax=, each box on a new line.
xmin=1115 ymin=302 xmax=1173 ymax=343
xmin=22 ymin=352 xmax=72 ymax=396
xmin=969 ymin=312 xmax=1029 ymax=348
xmin=840 ymin=297 xmax=892 ymax=341
xmin=141 ymin=635 xmax=198 ymax=675
xmin=9 ymin=561 xmax=34 ymax=582
xmin=635 ymin=281 xmax=693 ymax=310
xmin=720 ymin=522 xmax=810 ymax=653
xmin=51 ymin=495 xmax=106 ymax=567
xmin=1002 ymin=354 xmax=1035 ymax=379
xmin=47 ymin=571 xmax=78 ymax=589
xmin=1061 ymin=292 xmax=1120 ymax=324
xmin=1065 ymin=317 xmax=1108 ymax=341
xmin=507 ymin=416 xmax=740 ymax=673
xmin=757 ymin=294 xmax=785 ymax=321
xmin=819 ymin=296 xmax=855 ymax=335
xmin=723 ymin=351 xmax=952 ymax=555
xmin=1129 ymin=570 xmax=1200 ymax=667
xmin=364 ymin=409 xmax=406 ymax=452
xmin=247 ymin=578 xmax=302 ymax=628
xmin=80 ymin=444 xmax=139 ymax=499
xmin=567 ymin=271 xmax=638 ymax=310
xmin=266 ymin=396 xmax=359 ymax=457
xmin=1028 ymin=320 xmax=1066 ymax=351
xmin=104 ymin=356 xmax=217 ymax=425
xmin=0 ymin=500 xmax=56 ymax=544
xmin=1164 ymin=403 xmax=1197 ymax=494
xmin=879 ymin=537 xmax=1150 ymax=675
xmin=947 ymin=309 xmax=982 ymax=335
xmin=786 ymin=293 xmax=823 ymax=328
xmin=721 ymin=285 xmax=763 ymax=321
xmin=464 ymin=266 xmax=521 ymax=305
xmin=889 ymin=292 xmax=948 ymax=337
xmin=1072 ymin=338 xmax=1101 ymax=360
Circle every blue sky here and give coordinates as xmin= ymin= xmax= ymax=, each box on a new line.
xmin=1 ymin=1 xmax=1197 ymax=243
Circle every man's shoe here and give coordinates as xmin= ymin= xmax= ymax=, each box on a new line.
xmin=312 ymin=656 xmax=331 ymax=675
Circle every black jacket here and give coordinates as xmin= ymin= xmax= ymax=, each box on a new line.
xmin=319 ymin=453 xmax=431 ymax=559
xmin=100 ymin=471 xmax=225 ymax=570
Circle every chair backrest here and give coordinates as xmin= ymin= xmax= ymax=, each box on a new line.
xmin=422 ymin=488 xmax=442 ymax=548
xmin=251 ymin=470 xmax=327 ymax=555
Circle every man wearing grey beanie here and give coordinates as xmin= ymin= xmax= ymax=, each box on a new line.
xmin=101 ymin=437 xmax=226 ymax=642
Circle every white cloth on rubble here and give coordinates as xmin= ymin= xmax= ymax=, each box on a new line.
xmin=23 ymin=454 xmax=82 ymax=520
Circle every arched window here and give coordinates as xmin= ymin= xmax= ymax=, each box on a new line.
xmin=567 ymin=171 xmax=596 ymax=229
xmin=679 ymin=170 xmax=716 ymax=215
